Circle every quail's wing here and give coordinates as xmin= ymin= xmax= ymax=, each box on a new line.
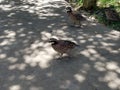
xmin=75 ymin=13 xmax=86 ymax=21
xmin=60 ymin=40 xmax=77 ymax=49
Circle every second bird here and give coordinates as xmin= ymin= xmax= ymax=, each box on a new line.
xmin=66 ymin=7 xmax=86 ymax=27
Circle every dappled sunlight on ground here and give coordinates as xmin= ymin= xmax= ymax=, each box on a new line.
xmin=0 ymin=0 xmax=120 ymax=90
xmin=23 ymin=44 xmax=57 ymax=69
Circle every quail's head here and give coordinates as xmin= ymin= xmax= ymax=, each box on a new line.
xmin=104 ymin=8 xmax=115 ymax=14
xmin=66 ymin=6 xmax=72 ymax=13
xmin=48 ymin=38 xmax=58 ymax=44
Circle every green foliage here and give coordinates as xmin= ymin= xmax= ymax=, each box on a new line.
xmin=70 ymin=0 xmax=120 ymax=31
xmin=77 ymin=0 xmax=83 ymax=5
xmin=98 ymin=0 xmax=119 ymax=7
xmin=94 ymin=8 xmax=120 ymax=31
xmin=96 ymin=0 xmax=120 ymax=31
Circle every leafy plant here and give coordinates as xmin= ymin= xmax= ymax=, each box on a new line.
xmin=71 ymin=0 xmax=120 ymax=31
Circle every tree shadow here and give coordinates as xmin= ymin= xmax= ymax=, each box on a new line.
xmin=0 ymin=0 xmax=120 ymax=90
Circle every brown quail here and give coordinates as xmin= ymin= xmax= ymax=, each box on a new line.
xmin=66 ymin=7 xmax=86 ymax=26
xmin=64 ymin=0 xmax=69 ymax=2
xmin=105 ymin=8 xmax=120 ymax=22
xmin=48 ymin=38 xmax=79 ymax=57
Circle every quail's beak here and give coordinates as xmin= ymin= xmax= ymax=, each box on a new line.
xmin=48 ymin=40 xmax=52 ymax=43
xmin=46 ymin=39 xmax=51 ymax=43
xmin=47 ymin=39 xmax=54 ymax=43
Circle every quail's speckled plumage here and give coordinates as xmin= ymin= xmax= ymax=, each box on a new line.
xmin=48 ymin=38 xmax=79 ymax=57
xmin=105 ymin=8 xmax=120 ymax=21
xmin=66 ymin=7 xmax=86 ymax=26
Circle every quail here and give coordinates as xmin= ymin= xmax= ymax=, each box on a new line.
xmin=105 ymin=8 xmax=120 ymax=22
xmin=66 ymin=6 xmax=86 ymax=27
xmin=64 ymin=0 xmax=69 ymax=2
xmin=48 ymin=38 xmax=79 ymax=57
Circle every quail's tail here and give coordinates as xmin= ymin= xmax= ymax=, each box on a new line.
xmin=69 ymin=44 xmax=83 ymax=56
xmin=75 ymin=44 xmax=80 ymax=47
xmin=75 ymin=44 xmax=84 ymax=51
xmin=80 ymin=16 xmax=86 ymax=21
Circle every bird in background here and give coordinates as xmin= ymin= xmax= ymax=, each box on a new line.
xmin=64 ymin=0 xmax=69 ymax=2
xmin=66 ymin=6 xmax=86 ymax=27
xmin=48 ymin=38 xmax=80 ymax=57
xmin=104 ymin=8 xmax=120 ymax=22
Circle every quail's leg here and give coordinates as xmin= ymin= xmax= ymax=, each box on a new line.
xmin=78 ymin=21 xmax=81 ymax=27
xmin=69 ymin=22 xmax=75 ymax=27
xmin=59 ymin=53 xmax=63 ymax=58
xmin=108 ymin=20 xmax=111 ymax=24
xmin=72 ymin=21 xmax=77 ymax=27
xmin=74 ymin=22 xmax=76 ymax=26
xmin=74 ymin=21 xmax=81 ymax=28
xmin=67 ymin=18 xmax=74 ymax=27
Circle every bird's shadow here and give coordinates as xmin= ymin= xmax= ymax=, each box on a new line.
xmin=53 ymin=55 xmax=81 ymax=62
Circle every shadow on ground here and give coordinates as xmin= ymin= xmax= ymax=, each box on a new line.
xmin=0 ymin=0 xmax=120 ymax=90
